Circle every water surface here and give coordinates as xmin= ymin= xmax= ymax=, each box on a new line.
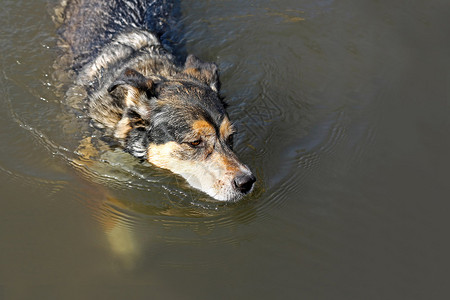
xmin=1 ymin=0 xmax=450 ymax=298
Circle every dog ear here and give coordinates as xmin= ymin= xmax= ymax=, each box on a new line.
xmin=183 ymin=54 xmax=220 ymax=92
xmin=109 ymin=69 xmax=154 ymax=143
xmin=114 ymin=106 xmax=151 ymax=158
xmin=108 ymin=68 xmax=155 ymax=108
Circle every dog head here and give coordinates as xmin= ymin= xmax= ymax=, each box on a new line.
xmin=107 ymin=55 xmax=255 ymax=201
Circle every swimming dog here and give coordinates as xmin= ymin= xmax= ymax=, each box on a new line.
xmin=56 ymin=0 xmax=255 ymax=201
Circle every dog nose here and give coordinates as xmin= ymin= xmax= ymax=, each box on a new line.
xmin=233 ymin=173 xmax=256 ymax=194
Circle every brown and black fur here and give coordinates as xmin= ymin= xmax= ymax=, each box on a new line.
xmin=56 ymin=0 xmax=255 ymax=201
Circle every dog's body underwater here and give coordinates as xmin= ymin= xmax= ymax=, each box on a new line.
xmin=56 ymin=0 xmax=255 ymax=201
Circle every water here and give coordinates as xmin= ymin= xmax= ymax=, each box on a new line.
xmin=1 ymin=0 xmax=450 ymax=298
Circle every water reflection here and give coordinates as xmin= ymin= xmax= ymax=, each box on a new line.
xmin=73 ymin=173 xmax=261 ymax=268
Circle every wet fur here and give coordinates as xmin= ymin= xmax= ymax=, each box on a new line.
xmin=56 ymin=0 xmax=255 ymax=201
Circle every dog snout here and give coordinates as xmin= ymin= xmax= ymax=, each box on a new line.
xmin=233 ymin=172 xmax=256 ymax=194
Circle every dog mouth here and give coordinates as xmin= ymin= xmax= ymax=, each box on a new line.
xmin=180 ymin=169 xmax=256 ymax=202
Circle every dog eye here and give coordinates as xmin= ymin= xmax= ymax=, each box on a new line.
xmin=189 ymin=139 xmax=202 ymax=147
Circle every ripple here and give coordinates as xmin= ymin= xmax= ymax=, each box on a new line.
xmin=0 ymin=0 xmax=366 ymax=262
xmin=253 ymin=108 xmax=351 ymax=216
xmin=0 ymin=162 xmax=68 ymax=197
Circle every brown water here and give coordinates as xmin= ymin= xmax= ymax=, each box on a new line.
xmin=1 ymin=0 xmax=450 ymax=298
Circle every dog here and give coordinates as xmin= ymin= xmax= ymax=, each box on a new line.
xmin=56 ymin=0 xmax=256 ymax=201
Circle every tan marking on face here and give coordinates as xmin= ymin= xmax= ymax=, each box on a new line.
xmin=219 ymin=117 xmax=234 ymax=139
xmin=147 ymin=142 xmax=182 ymax=169
xmin=192 ymin=120 xmax=215 ymax=136
xmin=218 ymin=153 xmax=241 ymax=173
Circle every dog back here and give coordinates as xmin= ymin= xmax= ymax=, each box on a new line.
xmin=57 ymin=0 xmax=177 ymax=72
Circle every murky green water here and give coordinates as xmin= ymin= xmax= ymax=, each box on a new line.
xmin=1 ymin=0 xmax=450 ymax=298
